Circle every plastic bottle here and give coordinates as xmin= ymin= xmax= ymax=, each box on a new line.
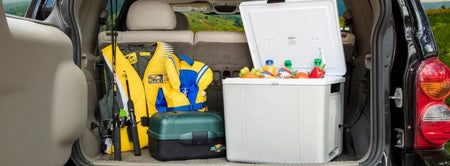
xmin=275 ymin=60 xmax=293 ymax=79
xmin=310 ymin=48 xmax=326 ymax=78
xmin=284 ymin=59 xmax=296 ymax=75
xmin=263 ymin=60 xmax=277 ymax=76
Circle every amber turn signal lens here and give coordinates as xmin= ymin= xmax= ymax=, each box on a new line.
xmin=419 ymin=59 xmax=450 ymax=100
xmin=420 ymin=81 xmax=450 ymax=100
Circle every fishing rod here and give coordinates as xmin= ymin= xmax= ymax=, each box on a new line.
xmin=109 ymin=0 xmax=121 ymax=160
xmin=124 ymin=71 xmax=141 ymax=156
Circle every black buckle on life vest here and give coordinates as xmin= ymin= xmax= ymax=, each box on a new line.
xmin=141 ymin=117 xmax=150 ymax=127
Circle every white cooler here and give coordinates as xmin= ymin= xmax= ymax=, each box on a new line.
xmin=223 ymin=0 xmax=346 ymax=164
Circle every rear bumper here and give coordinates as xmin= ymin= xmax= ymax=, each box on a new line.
xmin=405 ymin=149 xmax=450 ymax=166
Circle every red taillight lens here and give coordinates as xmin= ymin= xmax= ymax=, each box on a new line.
xmin=418 ymin=60 xmax=450 ymax=100
xmin=415 ymin=58 xmax=450 ymax=149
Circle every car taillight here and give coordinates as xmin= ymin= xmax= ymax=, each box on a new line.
xmin=418 ymin=59 xmax=450 ymax=99
xmin=415 ymin=57 xmax=450 ymax=149
xmin=420 ymin=104 xmax=450 ymax=144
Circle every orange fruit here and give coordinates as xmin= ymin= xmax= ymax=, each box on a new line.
xmin=295 ymin=72 xmax=309 ymax=79
xmin=241 ymin=72 xmax=259 ymax=78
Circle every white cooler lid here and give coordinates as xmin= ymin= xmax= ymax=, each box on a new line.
xmin=240 ymin=0 xmax=346 ymax=76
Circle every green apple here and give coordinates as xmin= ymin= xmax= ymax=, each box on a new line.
xmin=239 ymin=67 xmax=250 ymax=77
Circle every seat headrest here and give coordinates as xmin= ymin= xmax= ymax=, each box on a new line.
xmin=126 ymin=1 xmax=176 ymax=30
xmin=194 ymin=31 xmax=247 ymax=44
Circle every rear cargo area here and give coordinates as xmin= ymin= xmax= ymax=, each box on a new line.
xmin=93 ymin=150 xmax=358 ymax=165
xmin=97 ymin=150 xmax=227 ymax=164
xmin=75 ymin=0 xmax=381 ymax=164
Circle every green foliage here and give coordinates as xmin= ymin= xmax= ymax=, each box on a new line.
xmin=447 ymin=142 xmax=450 ymax=154
xmin=101 ymin=13 xmax=120 ymax=31
xmin=3 ymin=1 xmax=29 ymax=10
xmin=184 ymin=13 xmax=244 ymax=32
xmin=3 ymin=2 xmax=29 ymax=17
xmin=101 ymin=0 xmax=125 ymax=31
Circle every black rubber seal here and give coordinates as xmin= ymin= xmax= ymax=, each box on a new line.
xmin=267 ymin=0 xmax=285 ymax=3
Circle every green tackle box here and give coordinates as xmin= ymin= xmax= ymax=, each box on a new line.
xmin=148 ymin=111 xmax=225 ymax=161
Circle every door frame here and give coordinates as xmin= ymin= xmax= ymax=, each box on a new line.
xmin=361 ymin=0 xmax=393 ymax=165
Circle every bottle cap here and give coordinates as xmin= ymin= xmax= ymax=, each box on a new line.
xmin=314 ymin=58 xmax=322 ymax=67
xmin=284 ymin=60 xmax=292 ymax=68
xmin=265 ymin=60 xmax=274 ymax=65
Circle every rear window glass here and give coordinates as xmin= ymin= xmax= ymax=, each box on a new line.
xmin=183 ymin=0 xmax=346 ymax=32
xmin=101 ymin=0 xmax=125 ymax=31
xmin=183 ymin=13 xmax=244 ymax=32
xmin=337 ymin=0 xmax=346 ymax=27
xmin=2 ymin=0 xmax=31 ymax=17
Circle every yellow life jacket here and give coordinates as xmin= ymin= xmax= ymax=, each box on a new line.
xmin=163 ymin=54 xmax=213 ymax=112
xmin=154 ymin=54 xmax=192 ymax=112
